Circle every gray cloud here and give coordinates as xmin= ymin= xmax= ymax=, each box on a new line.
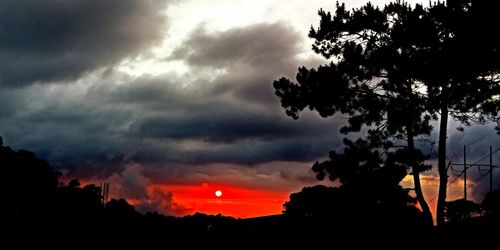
xmin=0 ymin=68 xmax=342 ymax=176
xmin=109 ymin=163 xmax=149 ymax=200
xmin=141 ymin=161 xmax=330 ymax=192
xmin=107 ymin=163 xmax=190 ymax=216
xmin=172 ymin=23 xmax=300 ymax=68
xmin=172 ymin=22 xmax=312 ymax=105
xmin=134 ymin=188 xmax=191 ymax=216
xmin=128 ymin=106 xmax=335 ymax=143
xmin=0 ymin=0 xmax=169 ymax=87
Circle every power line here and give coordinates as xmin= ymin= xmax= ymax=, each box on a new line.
xmin=426 ymin=171 xmax=464 ymax=204
xmin=424 ymin=145 xmax=499 ymax=205
xmin=450 ymin=165 xmax=462 ymax=176
xmin=454 ymin=170 xmax=492 ymax=201
xmin=464 ymin=131 xmax=494 ymax=148
xmin=452 ymin=190 xmax=465 ymax=200
xmin=477 ymin=166 xmax=490 ymax=177
xmin=477 ymin=186 xmax=493 ymax=203
xmin=427 ymin=194 xmax=438 ymax=204
xmin=449 ymin=171 xmax=465 ymax=185
xmin=469 ymin=148 xmax=500 ymax=165
xmin=446 ymin=131 xmax=494 ymax=160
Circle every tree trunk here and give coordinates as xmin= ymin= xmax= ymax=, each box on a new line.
xmin=407 ymin=128 xmax=434 ymax=227
xmin=405 ymin=82 xmax=433 ymax=226
xmin=436 ymin=98 xmax=449 ymax=226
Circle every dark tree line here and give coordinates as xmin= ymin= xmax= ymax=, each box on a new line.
xmin=0 ymin=136 xmax=237 ymax=245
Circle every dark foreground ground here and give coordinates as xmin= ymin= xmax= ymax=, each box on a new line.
xmin=4 ymin=214 xmax=498 ymax=248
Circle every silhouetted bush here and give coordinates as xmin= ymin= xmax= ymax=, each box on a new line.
xmin=445 ymin=199 xmax=483 ymax=223
xmin=482 ymin=189 xmax=500 ymax=217
xmin=0 ymin=137 xmax=60 ymax=220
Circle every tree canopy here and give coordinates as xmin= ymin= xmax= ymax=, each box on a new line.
xmin=274 ymin=0 xmax=500 ymax=226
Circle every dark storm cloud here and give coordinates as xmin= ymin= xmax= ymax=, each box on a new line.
xmin=172 ymin=22 xmax=308 ymax=105
xmin=0 ymin=73 xmax=342 ymax=174
xmin=0 ymin=0 xmax=169 ymax=87
xmin=171 ymin=138 xmax=335 ymax=165
xmin=279 ymin=169 xmax=318 ymax=184
xmin=446 ymin=123 xmax=500 ymax=163
xmin=0 ymin=87 xmax=26 ymax=118
xmin=128 ymin=107 xmax=333 ymax=143
xmin=172 ymin=22 xmax=300 ymax=67
xmin=0 ymin=19 xmax=343 ymax=186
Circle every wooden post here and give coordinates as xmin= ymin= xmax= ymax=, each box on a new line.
xmin=490 ymin=146 xmax=493 ymax=193
xmin=464 ymin=145 xmax=467 ymax=202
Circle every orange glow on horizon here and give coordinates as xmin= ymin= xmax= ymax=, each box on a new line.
xmin=82 ymin=173 xmax=471 ymax=221
xmin=401 ymin=173 xmax=468 ymax=223
xmin=150 ymin=183 xmax=289 ymax=218
xmin=76 ymin=178 xmax=291 ymax=218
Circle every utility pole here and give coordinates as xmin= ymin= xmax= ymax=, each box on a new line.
xmin=464 ymin=145 xmax=470 ymax=219
xmin=464 ymin=145 xmax=467 ymax=202
xmin=491 ymin=146 xmax=493 ymax=193
xmin=448 ymin=145 xmax=498 ymax=206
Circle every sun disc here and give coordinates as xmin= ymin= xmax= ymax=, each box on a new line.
xmin=215 ymin=190 xmax=222 ymax=197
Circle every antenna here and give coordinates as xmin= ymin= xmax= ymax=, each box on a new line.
xmin=104 ymin=183 xmax=110 ymax=203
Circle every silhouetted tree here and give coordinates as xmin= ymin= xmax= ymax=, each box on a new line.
xmin=68 ymin=179 xmax=81 ymax=188
xmin=284 ymin=138 xmax=426 ymax=236
xmin=416 ymin=0 xmax=500 ymax=225
xmin=482 ymin=189 xmax=500 ymax=217
xmin=52 ymin=182 xmax=103 ymax=223
xmin=0 ymin=136 xmax=141 ymax=229
xmin=274 ymin=2 xmax=435 ymax=226
xmin=444 ymin=199 xmax=482 ymax=223
xmin=274 ymin=0 xmax=500 ymax=226
xmin=283 ymin=185 xmax=341 ymax=218
xmin=0 ymin=136 xmax=60 ymax=219
xmin=103 ymin=198 xmax=142 ymax=225
xmin=0 ymin=136 xmax=253 ymax=245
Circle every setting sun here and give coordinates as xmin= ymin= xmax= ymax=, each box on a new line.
xmin=215 ymin=190 xmax=222 ymax=197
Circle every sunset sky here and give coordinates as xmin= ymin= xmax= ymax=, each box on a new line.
xmin=1 ymin=0 xmax=499 ymax=218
